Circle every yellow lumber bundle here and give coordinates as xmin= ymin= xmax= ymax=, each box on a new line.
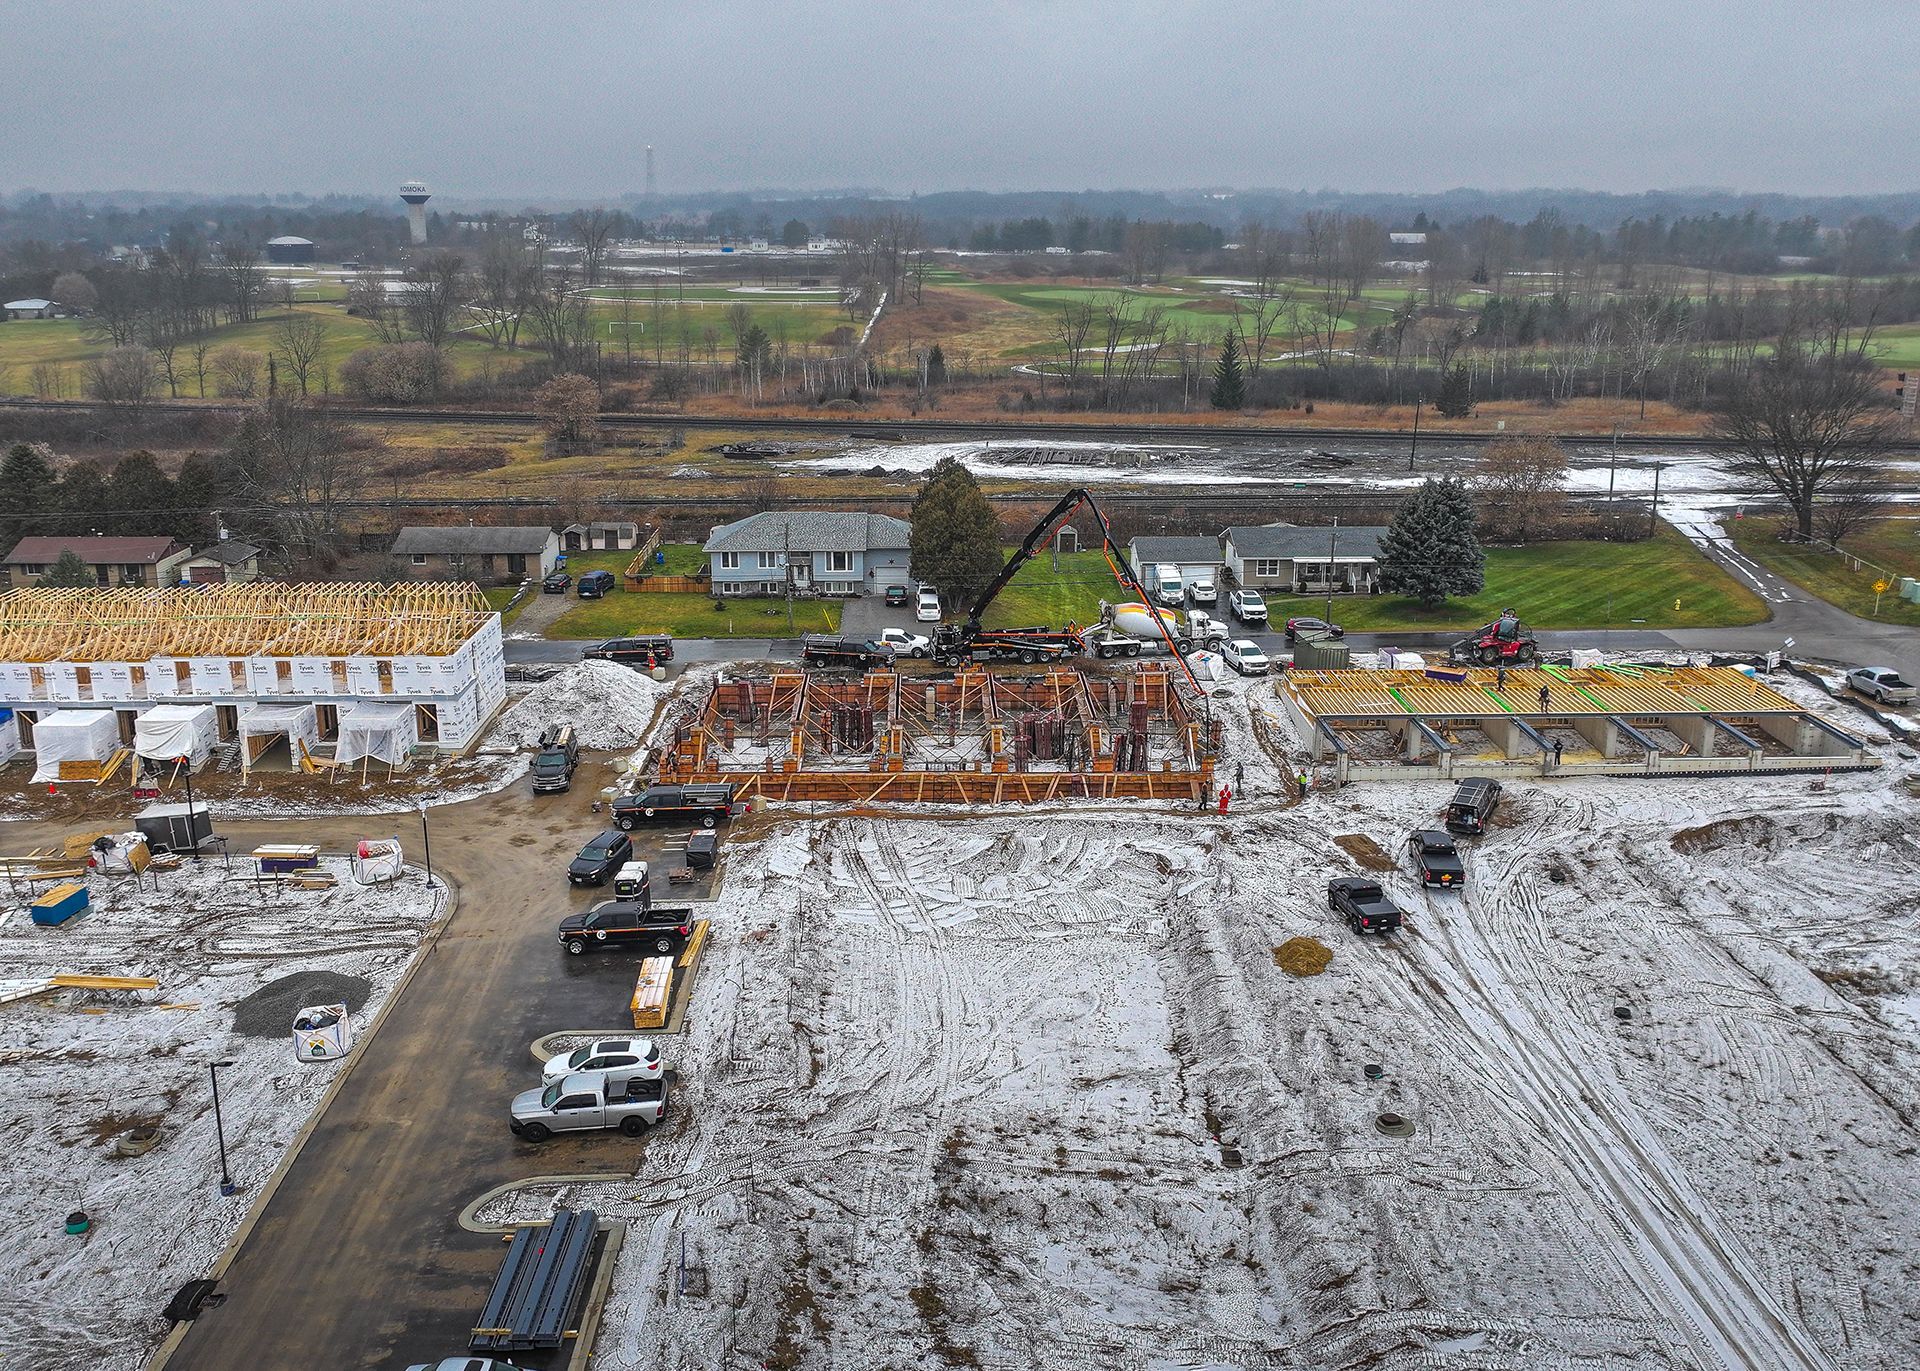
xmin=630 ymin=957 xmax=675 ymax=1030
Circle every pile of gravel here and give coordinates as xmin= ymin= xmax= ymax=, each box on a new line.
xmin=497 ymin=659 xmax=667 ymax=750
xmin=233 ymin=970 xmax=373 ymax=1039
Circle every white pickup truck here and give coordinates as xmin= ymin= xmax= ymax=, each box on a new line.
xmin=510 ymin=1073 xmax=668 ymax=1141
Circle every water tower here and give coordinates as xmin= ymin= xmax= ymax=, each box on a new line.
xmin=400 ymin=181 xmax=430 ymax=245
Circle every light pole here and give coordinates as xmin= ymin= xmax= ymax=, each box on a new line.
xmin=1407 ymin=395 xmax=1423 ymax=472
xmin=418 ymin=801 xmax=435 ymax=889
xmin=1323 ymin=516 xmax=1339 ymax=626
xmin=210 ymin=1060 xmax=236 ymax=1195
xmin=1648 ymin=461 xmax=1665 ymax=538
xmin=178 ymin=755 xmax=199 ymax=860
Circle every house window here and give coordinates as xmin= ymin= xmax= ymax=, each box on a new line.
xmin=123 ymin=564 xmax=146 ymax=577
xmin=19 ymin=564 xmax=42 ymax=575
xmin=824 ymin=551 xmax=853 ymax=573
xmin=1252 ymin=559 xmax=1282 ymax=577
xmin=410 ymin=554 xmax=428 ymax=566
xmin=757 ymin=551 xmax=779 ymax=569
xmin=719 ymin=552 xmax=741 ymax=570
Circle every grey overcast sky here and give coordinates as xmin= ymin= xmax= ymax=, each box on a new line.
xmin=5 ymin=0 xmax=1915 ymax=199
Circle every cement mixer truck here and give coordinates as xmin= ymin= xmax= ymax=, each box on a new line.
xmin=1083 ymin=602 xmax=1230 ymax=658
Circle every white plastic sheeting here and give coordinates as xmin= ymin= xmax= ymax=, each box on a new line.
xmin=134 ymin=703 xmax=217 ymax=767
xmin=239 ymin=702 xmax=321 ymax=771
xmin=30 ymin=709 xmax=120 ymax=783
xmin=335 ymin=702 xmax=417 ymax=769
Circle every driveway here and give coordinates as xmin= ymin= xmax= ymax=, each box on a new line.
xmin=11 ymin=763 xmax=726 ymax=1371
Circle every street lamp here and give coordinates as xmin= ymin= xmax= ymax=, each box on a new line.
xmin=177 ymin=755 xmax=199 ymax=860
xmin=1407 ymin=394 xmax=1423 ymax=472
xmin=418 ymin=800 xmax=435 ymax=889
xmin=210 ymin=1060 xmax=236 ymax=1195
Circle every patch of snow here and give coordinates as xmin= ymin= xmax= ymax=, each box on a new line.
xmin=497 ymin=659 xmax=669 ymax=750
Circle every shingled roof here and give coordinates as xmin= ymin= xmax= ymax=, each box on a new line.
xmin=391 ymin=526 xmax=553 ymax=556
xmin=705 ymin=511 xmax=910 ymax=554
xmin=1225 ymin=525 xmax=1388 ymax=560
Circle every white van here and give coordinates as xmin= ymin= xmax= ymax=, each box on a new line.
xmin=1154 ymin=567 xmax=1185 ymax=607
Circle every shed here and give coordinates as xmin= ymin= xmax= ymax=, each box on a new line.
xmin=335 ymin=702 xmax=418 ymax=770
xmin=31 ymin=710 xmax=121 ymax=782
xmin=239 ymin=702 xmax=321 ymax=773
xmin=134 ymin=703 xmax=218 ymax=768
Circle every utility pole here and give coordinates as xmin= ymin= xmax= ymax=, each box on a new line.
xmin=1607 ymin=424 xmax=1619 ymax=508
xmin=1648 ymin=462 xmax=1663 ymax=538
xmin=1324 ymin=516 xmax=1339 ymax=626
xmin=1407 ymin=395 xmax=1423 ymax=472
xmin=784 ymin=519 xmax=795 ymax=634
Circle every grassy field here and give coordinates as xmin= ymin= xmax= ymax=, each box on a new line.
xmin=1729 ymin=517 xmax=1920 ymax=625
xmin=981 ymin=526 xmax=1767 ymax=633
xmin=549 ymin=590 xmax=838 ymax=639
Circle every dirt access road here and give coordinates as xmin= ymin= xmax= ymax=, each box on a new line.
xmin=0 ymin=762 xmax=718 ymax=1371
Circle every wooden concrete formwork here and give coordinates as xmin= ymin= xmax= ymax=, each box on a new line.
xmin=658 ymin=664 xmax=1217 ymax=804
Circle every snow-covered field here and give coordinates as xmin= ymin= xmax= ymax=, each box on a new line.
xmin=0 ymin=856 xmax=441 ymax=1371
xmin=488 ymin=678 xmax=1920 ymax=1370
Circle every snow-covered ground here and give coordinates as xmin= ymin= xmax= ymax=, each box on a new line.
xmin=497 ymin=658 xmax=672 ymax=750
xmin=0 ymin=856 xmax=441 ymax=1371
xmin=486 ymin=677 xmax=1920 ymax=1370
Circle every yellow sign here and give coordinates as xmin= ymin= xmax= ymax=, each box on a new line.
xmin=1874 ymin=579 xmax=1890 ymax=594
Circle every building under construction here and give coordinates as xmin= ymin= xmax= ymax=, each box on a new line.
xmin=0 ymin=584 xmax=506 ymax=779
xmin=658 ymin=664 xmax=1218 ymax=803
xmin=1285 ymin=663 xmax=1875 ymax=781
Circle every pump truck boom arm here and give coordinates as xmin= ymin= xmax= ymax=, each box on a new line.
xmin=945 ymin=487 xmax=1202 ymax=693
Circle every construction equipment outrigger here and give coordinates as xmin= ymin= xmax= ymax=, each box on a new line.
xmin=931 ymin=488 xmax=1205 ymax=695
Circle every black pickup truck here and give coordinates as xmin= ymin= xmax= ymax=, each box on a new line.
xmin=557 ymin=898 xmax=696 ymax=955
xmin=1406 ymin=829 xmax=1466 ymax=888
xmin=1328 ymin=877 xmax=1405 ymax=935
xmin=584 ymin=634 xmax=676 ymax=666
xmin=800 ymin=634 xmax=894 ymax=668
xmin=612 ymin=784 xmax=736 ymax=831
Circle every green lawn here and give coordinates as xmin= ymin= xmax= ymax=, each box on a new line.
xmin=1729 ymin=517 xmax=1920 ymax=625
xmin=549 ymin=591 xmax=838 ymax=639
xmin=481 ymin=584 xmax=533 ymax=625
xmin=982 ymin=526 xmax=1767 ymax=634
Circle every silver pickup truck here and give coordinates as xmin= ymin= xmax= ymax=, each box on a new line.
xmin=510 ymin=1072 xmax=668 ymax=1141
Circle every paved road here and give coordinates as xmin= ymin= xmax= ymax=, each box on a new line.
xmin=0 ymin=764 xmax=721 ymax=1371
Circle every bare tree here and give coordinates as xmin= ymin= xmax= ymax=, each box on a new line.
xmin=349 ymin=270 xmax=409 ymax=344
xmin=1473 ymin=437 xmax=1569 ymax=543
xmin=1051 ymin=298 xmax=1097 ymax=393
xmin=210 ymin=345 xmax=264 ymax=398
xmin=536 ymin=373 xmax=601 ymax=447
xmin=570 ymin=209 xmax=618 ymax=286
xmin=274 ymin=313 xmax=329 ymax=396
xmin=218 ymin=243 xmax=268 ymax=325
xmin=403 ymin=252 xmax=468 ymax=349
xmin=225 ymin=398 xmax=374 ymax=564
xmin=84 ymin=346 xmax=158 ymax=413
xmin=473 ymin=236 xmax=539 ymax=350
xmin=527 ymin=264 xmax=595 ymax=371
xmin=1714 ymin=311 xmax=1896 ymax=541
xmin=189 ymin=338 xmax=214 ymax=399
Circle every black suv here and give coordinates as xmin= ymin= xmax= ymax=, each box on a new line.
xmin=567 ymin=829 xmax=634 ymax=885
xmin=613 ymin=784 xmax=735 ymax=831
xmin=557 ymin=899 xmax=694 ymax=955
xmin=531 ymin=724 xmax=579 ymax=794
xmin=576 ymin=570 xmax=617 ymax=599
xmin=1406 ymin=829 xmax=1465 ymax=887
xmin=1444 ymin=778 xmax=1503 ymax=836
xmin=1328 ymin=877 xmax=1404 ymax=934
xmin=884 ymin=584 xmax=910 ymax=607
xmin=584 ymin=634 xmax=676 ymax=666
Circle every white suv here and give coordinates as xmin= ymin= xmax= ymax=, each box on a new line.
xmin=915 ymin=588 xmax=942 ymax=622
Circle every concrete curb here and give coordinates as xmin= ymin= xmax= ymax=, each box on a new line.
xmin=143 ymin=865 xmax=460 ymax=1371
xmin=529 ymin=1030 xmax=644 ymax=1065
xmin=458 ymin=1173 xmax=635 ymax=1233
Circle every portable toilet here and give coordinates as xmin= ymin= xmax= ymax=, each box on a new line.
xmin=1901 ymin=577 xmax=1920 ymax=603
xmin=292 ymin=1004 xmax=354 ymax=1062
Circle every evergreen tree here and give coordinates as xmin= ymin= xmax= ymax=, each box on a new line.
xmin=925 ymin=344 xmax=947 ymax=387
xmin=107 ymin=450 xmax=176 ymax=534
xmin=170 ymin=451 xmax=229 ymax=546
xmin=1434 ymin=362 xmax=1473 ymax=418
xmin=1209 ymin=332 xmax=1246 ymax=410
xmin=0 ymin=442 xmax=58 ymax=543
xmin=909 ymin=457 xmax=1003 ymax=611
xmin=1377 ymin=477 xmax=1486 ymax=608
xmin=38 ymin=549 xmax=96 ymax=588
xmin=57 ymin=458 xmax=111 ymax=530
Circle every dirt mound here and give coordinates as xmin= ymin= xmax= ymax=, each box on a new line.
xmin=1671 ymin=815 xmax=1778 ymax=855
xmin=1273 ymin=937 xmax=1333 ymax=977
xmin=233 ymin=971 xmax=373 ymax=1039
xmin=1333 ymin=834 xmax=1395 ymax=871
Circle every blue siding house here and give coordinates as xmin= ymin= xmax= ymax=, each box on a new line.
xmin=704 ymin=511 xmax=913 ymax=597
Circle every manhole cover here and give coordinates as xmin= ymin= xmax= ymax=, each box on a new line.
xmin=1362 ymin=1064 xmax=1385 ymax=1081
xmin=1613 ymin=1006 xmax=1633 ymax=1021
xmin=1375 ymin=1112 xmax=1415 ymax=1138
